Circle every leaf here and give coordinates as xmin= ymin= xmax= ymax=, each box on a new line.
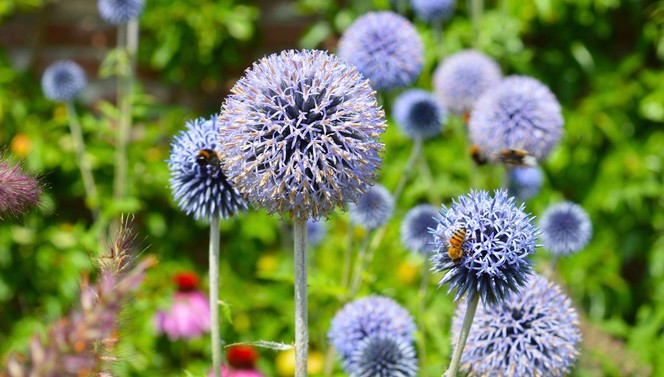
xmin=225 ymin=340 xmax=294 ymax=351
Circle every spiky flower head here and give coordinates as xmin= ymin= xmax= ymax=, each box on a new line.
xmin=98 ymin=0 xmax=145 ymax=24
xmin=508 ymin=166 xmax=544 ymax=201
xmin=430 ymin=190 xmax=537 ymax=305
xmin=345 ymin=334 xmax=418 ymax=377
xmin=307 ymin=218 xmax=327 ymax=247
xmin=41 ymin=60 xmax=87 ymax=103
xmin=411 ymin=0 xmax=456 ymax=23
xmin=433 ymin=50 xmax=501 ymax=116
xmin=393 ymin=89 xmax=447 ymax=140
xmin=338 ymin=12 xmax=423 ymax=91
xmin=328 ymin=295 xmax=416 ymax=361
xmin=218 ymin=49 xmax=386 ymax=221
xmin=0 ymin=155 xmax=41 ymax=219
xmin=539 ymin=201 xmax=592 ymax=256
xmin=452 ymin=274 xmax=581 ymax=376
xmin=469 ymin=75 xmax=563 ymax=161
xmin=348 ymin=184 xmax=394 ymax=230
xmin=400 ymin=204 xmax=439 ymax=254
xmin=168 ymin=115 xmax=248 ymax=222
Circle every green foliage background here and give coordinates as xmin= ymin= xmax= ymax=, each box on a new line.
xmin=0 ymin=0 xmax=663 ymax=376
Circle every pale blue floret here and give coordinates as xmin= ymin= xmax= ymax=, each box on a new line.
xmin=41 ymin=60 xmax=87 ymax=102
xmin=508 ymin=166 xmax=544 ymax=201
xmin=338 ymin=12 xmax=423 ymax=91
xmin=539 ymin=201 xmax=592 ymax=256
xmin=430 ymin=190 xmax=538 ymax=305
xmin=433 ymin=49 xmax=502 ymax=115
xmin=412 ymin=0 xmax=456 ymax=23
xmin=469 ymin=75 xmax=563 ymax=161
xmin=218 ymin=50 xmax=386 ymax=220
xmin=346 ymin=334 xmax=418 ymax=377
xmin=168 ymin=115 xmax=248 ymax=222
xmin=452 ymin=274 xmax=581 ymax=376
xmin=328 ymin=295 xmax=416 ymax=362
xmin=349 ymin=184 xmax=394 ymax=230
xmin=393 ymin=89 xmax=447 ymax=140
xmin=400 ymin=204 xmax=439 ymax=254
xmin=98 ymin=0 xmax=145 ymax=24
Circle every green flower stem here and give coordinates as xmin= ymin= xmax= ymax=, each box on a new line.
xmin=209 ymin=214 xmax=222 ymax=377
xmin=470 ymin=0 xmax=483 ymax=46
xmin=113 ymin=18 xmax=139 ymax=202
xmin=66 ymin=101 xmax=99 ymax=219
xmin=348 ymin=231 xmax=372 ymax=298
xmin=418 ymin=260 xmax=429 ymax=376
xmin=340 ymin=221 xmax=354 ymax=291
xmin=293 ymin=218 xmax=309 ymax=377
xmin=393 ymin=137 xmax=423 ymax=205
xmin=446 ymin=294 xmax=480 ymax=377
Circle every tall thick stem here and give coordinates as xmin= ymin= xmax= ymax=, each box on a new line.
xmin=293 ymin=218 xmax=309 ymax=377
xmin=66 ymin=102 xmax=99 ymax=219
xmin=209 ymin=215 xmax=221 ymax=377
xmin=113 ymin=19 xmax=138 ymax=202
xmin=446 ymin=295 xmax=480 ymax=377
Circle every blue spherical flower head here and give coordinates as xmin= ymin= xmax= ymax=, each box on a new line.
xmin=41 ymin=60 xmax=87 ymax=103
xmin=168 ymin=115 xmax=248 ymax=222
xmin=98 ymin=0 xmax=145 ymax=24
xmin=307 ymin=218 xmax=327 ymax=247
xmin=393 ymin=89 xmax=447 ymax=140
xmin=412 ymin=0 xmax=456 ymax=23
xmin=338 ymin=12 xmax=423 ymax=91
xmin=328 ymin=295 xmax=416 ymax=362
xmin=218 ymin=50 xmax=386 ymax=221
xmin=349 ymin=184 xmax=394 ymax=230
xmin=539 ymin=201 xmax=592 ymax=256
xmin=345 ymin=334 xmax=418 ymax=377
xmin=508 ymin=166 xmax=544 ymax=201
xmin=469 ymin=75 xmax=563 ymax=161
xmin=430 ymin=190 xmax=537 ymax=305
xmin=452 ymin=274 xmax=581 ymax=377
xmin=433 ymin=49 xmax=501 ymax=116
xmin=400 ymin=204 xmax=439 ymax=254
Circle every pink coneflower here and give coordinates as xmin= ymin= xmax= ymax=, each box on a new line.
xmin=155 ymin=272 xmax=211 ymax=340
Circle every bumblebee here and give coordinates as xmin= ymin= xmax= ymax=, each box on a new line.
xmin=196 ymin=149 xmax=222 ymax=169
xmin=447 ymin=228 xmax=467 ymax=263
xmin=497 ymin=149 xmax=537 ymax=167
xmin=470 ymin=144 xmax=488 ymax=166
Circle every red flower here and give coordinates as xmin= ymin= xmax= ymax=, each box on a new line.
xmin=226 ymin=345 xmax=258 ymax=369
xmin=173 ymin=272 xmax=199 ymax=292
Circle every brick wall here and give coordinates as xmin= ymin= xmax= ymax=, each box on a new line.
xmin=0 ymin=0 xmax=313 ymax=108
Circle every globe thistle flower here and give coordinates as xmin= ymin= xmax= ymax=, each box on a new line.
xmin=41 ymin=60 xmax=87 ymax=103
xmin=348 ymin=184 xmax=394 ymax=230
xmin=168 ymin=115 xmax=248 ymax=222
xmin=307 ymin=219 xmax=327 ymax=247
xmin=338 ymin=12 xmax=423 ymax=91
xmin=469 ymin=75 xmax=563 ymax=161
xmin=400 ymin=204 xmax=439 ymax=254
xmin=154 ymin=272 xmax=211 ymax=340
xmin=345 ymin=334 xmax=418 ymax=377
xmin=508 ymin=166 xmax=544 ymax=201
xmin=411 ymin=0 xmax=456 ymax=23
xmin=328 ymin=295 xmax=416 ymax=361
xmin=0 ymin=156 xmax=41 ymax=219
xmin=430 ymin=190 xmax=537 ymax=305
xmin=218 ymin=49 xmax=386 ymax=220
xmin=452 ymin=274 xmax=581 ymax=377
xmin=393 ymin=89 xmax=447 ymax=140
xmin=433 ymin=50 xmax=501 ymax=116
xmin=539 ymin=202 xmax=592 ymax=256
xmin=98 ymin=0 xmax=145 ymax=24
